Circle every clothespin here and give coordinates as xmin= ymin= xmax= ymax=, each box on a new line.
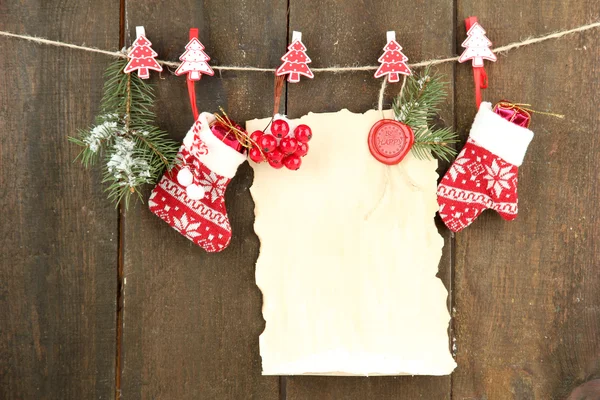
xmin=459 ymin=17 xmax=497 ymax=108
xmin=374 ymin=31 xmax=411 ymax=83
xmin=292 ymin=31 xmax=302 ymax=45
xmin=123 ymin=26 xmax=162 ymax=79
xmin=275 ymin=31 xmax=314 ymax=83
xmin=136 ymin=26 xmax=144 ymax=39
xmin=175 ymin=28 xmax=214 ymax=120
xmin=273 ymin=31 xmax=314 ymax=114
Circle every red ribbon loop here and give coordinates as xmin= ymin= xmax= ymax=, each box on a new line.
xmin=187 ymin=28 xmax=199 ymax=121
xmin=477 ymin=67 xmax=488 ymax=89
xmin=473 ymin=67 xmax=488 ymax=107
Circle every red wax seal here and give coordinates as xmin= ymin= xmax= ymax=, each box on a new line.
xmin=368 ymin=119 xmax=414 ymax=165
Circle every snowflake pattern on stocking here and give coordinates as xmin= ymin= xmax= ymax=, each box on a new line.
xmin=149 ymin=110 xmax=246 ymax=252
xmin=149 ymin=171 xmax=234 ymax=252
xmin=198 ymin=170 xmax=228 ymax=203
xmin=173 ymin=213 xmax=202 ymax=239
xmin=149 ymin=124 xmax=237 ymax=251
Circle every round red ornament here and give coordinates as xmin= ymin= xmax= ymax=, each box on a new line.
xmin=249 ymin=147 xmax=265 ymax=163
xmin=268 ymin=158 xmax=284 ymax=169
xmin=267 ymin=148 xmax=285 ymax=163
xmin=280 ymin=137 xmax=298 ymax=155
xmin=259 ymin=134 xmax=277 ymax=153
xmin=250 ymin=130 xmax=264 ymax=144
xmin=294 ymin=142 xmax=309 ymax=157
xmin=271 ymin=119 xmax=290 ymax=138
xmin=283 ymin=155 xmax=302 ymax=170
xmin=367 ymin=119 xmax=414 ymax=165
xmin=294 ymin=124 xmax=312 ymax=143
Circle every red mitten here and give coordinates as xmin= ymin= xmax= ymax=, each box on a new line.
xmin=437 ymin=102 xmax=534 ymax=232
xmin=149 ymin=112 xmax=246 ymax=252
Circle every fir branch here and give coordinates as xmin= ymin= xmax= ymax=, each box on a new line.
xmin=411 ymin=126 xmax=459 ymax=162
xmin=392 ymin=67 xmax=459 ymax=162
xmin=70 ymin=58 xmax=179 ymax=209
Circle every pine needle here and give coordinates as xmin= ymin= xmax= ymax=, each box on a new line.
xmin=392 ymin=66 xmax=459 ymax=162
xmin=69 ymin=58 xmax=179 ymax=209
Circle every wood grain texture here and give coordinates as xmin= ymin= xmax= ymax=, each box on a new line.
xmin=286 ymin=0 xmax=456 ymax=398
xmin=452 ymin=1 xmax=600 ymax=399
xmin=120 ymin=1 xmax=286 ymax=398
xmin=0 ymin=1 xmax=119 ymax=399
xmin=2 ymin=1 xmax=599 ymax=398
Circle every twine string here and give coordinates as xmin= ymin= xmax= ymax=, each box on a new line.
xmin=497 ymin=102 xmax=565 ymax=118
xmin=377 ymin=75 xmax=407 ymax=114
xmin=0 ymin=21 xmax=597 ymax=72
xmin=378 ymin=78 xmax=388 ymax=114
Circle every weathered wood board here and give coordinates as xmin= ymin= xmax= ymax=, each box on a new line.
xmin=120 ymin=1 xmax=285 ymax=398
xmin=0 ymin=1 xmax=119 ymax=399
xmin=452 ymin=1 xmax=600 ymax=399
xmin=286 ymin=0 xmax=455 ymax=398
xmin=1 ymin=0 xmax=599 ymax=399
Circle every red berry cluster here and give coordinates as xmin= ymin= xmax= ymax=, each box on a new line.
xmin=248 ymin=119 xmax=312 ymax=170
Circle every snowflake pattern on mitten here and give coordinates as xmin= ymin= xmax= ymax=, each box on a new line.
xmin=437 ymin=139 xmax=519 ymax=232
xmin=437 ymin=102 xmax=533 ymax=232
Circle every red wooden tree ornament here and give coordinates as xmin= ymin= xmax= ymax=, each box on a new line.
xmin=374 ymin=31 xmax=411 ymax=83
xmin=124 ymin=26 xmax=163 ymax=79
xmin=276 ymin=31 xmax=314 ymax=83
xmin=175 ymin=28 xmax=214 ymax=81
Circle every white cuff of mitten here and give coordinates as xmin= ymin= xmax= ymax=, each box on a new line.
xmin=184 ymin=112 xmax=246 ymax=178
xmin=469 ymin=102 xmax=534 ymax=166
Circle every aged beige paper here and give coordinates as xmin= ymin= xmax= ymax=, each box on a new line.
xmin=246 ymin=109 xmax=456 ymax=376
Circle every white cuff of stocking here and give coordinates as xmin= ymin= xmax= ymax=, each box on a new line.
xmin=195 ymin=112 xmax=246 ymax=178
xmin=469 ymin=102 xmax=534 ymax=166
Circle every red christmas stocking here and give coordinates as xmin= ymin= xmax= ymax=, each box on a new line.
xmin=149 ymin=112 xmax=246 ymax=252
xmin=437 ymin=102 xmax=534 ymax=232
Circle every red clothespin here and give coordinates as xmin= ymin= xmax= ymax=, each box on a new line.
xmin=275 ymin=31 xmax=314 ymax=83
xmin=124 ymin=26 xmax=163 ymax=79
xmin=175 ymin=28 xmax=214 ymax=120
xmin=458 ymin=17 xmax=497 ymax=109
xmin=374 ymin=31 xmax=411 ymax=83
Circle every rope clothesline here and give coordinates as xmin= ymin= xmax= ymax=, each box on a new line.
xmin=0 ymin=21 xmax=598 ymax=72
xmin=2 ymin=21 xmax=599 ymax=112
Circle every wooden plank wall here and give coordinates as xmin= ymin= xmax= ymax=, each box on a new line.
xmin=285 ymin=1 xmax=454 ymax=399
xmin=452 ymin=1 xmax=600 ymax=399
xmin=120 ymin=0 xmax=284 ymax=398
xmin=1 ymin=0 xmax=599 ymax=399
xmin=0 ymin=1 xmax=119 ymax=399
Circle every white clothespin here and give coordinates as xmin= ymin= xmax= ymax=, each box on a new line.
xmin=136 ymin=26 xmax=146 ymax=38
xmin=386 ymin=31 xmax=396 ymax=43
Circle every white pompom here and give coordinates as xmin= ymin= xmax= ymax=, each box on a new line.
xmin=186 ymin=184 xmax=205 ymax=200
xmin=177 ymin=167 xmax=193 ymax=187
